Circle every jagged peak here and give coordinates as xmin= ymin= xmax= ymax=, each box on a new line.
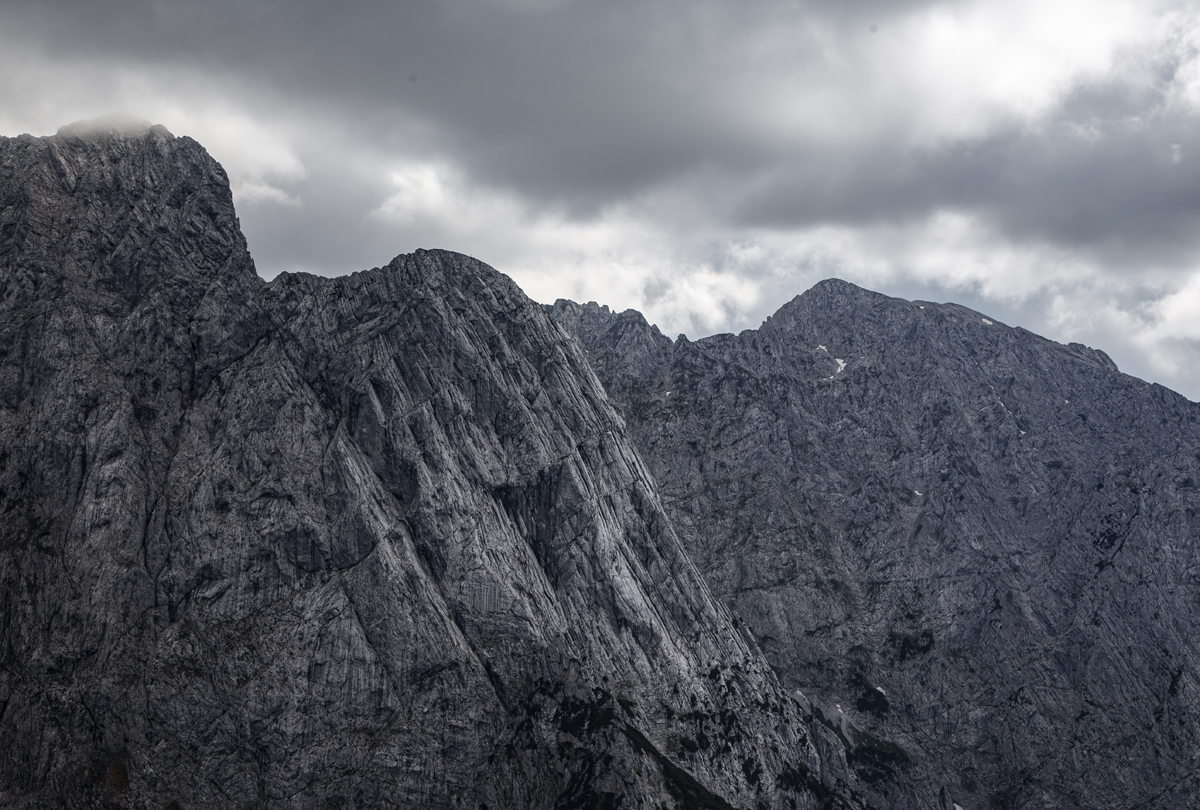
xmin=548 ymin=298 xmax=614 ymax=317
xmin=1 ymin=119 xmax=257 ymax=310
xmin=546 ymin=298 xmax=651 ymax=327
xmin=804 ymin=277 xmax=870 ymax=296
xmin=545 ymin=299 xmax=673 ymax=362
xmin=791 ymin=276 xmax=889 ymax=309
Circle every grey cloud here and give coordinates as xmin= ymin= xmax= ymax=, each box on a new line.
xmin=237 ymin=174 xmax=398 ymax=278
xmin=731 ymin=104 xmax=1200 ymax=273
xmin=2 ymin=1 xmax=922 ymax=208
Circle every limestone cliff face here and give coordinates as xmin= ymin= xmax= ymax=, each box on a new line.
xmin=0 ymin=125 xmax=870 ymax=809
xmin=550 ymin=288 xmax=1200 ymax=810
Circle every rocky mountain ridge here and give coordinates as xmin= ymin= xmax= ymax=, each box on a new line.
xmin=549 ymin=286 xmax=1200 ymax=810
xmin=0 ymin=123 xmax=883 ymax=809
xmin=6 ymin=117 xmax=1197 ymax=810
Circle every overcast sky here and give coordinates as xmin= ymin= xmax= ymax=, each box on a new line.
xmin=3 ymin=0 xmax=1200 ymax=399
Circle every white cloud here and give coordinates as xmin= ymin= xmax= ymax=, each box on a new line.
xmin=1145 ymin=270 xmax=1200 ymax=344
xmin=719 ymin=0 xmax=1175 ymax=149
xmin=231 ymin=178 xmax=303 ymax=207
xmin=894 ymin=0 xmax=1147 ymax=134
xmin=1161 ymin=5 xmax=1200 ymax=113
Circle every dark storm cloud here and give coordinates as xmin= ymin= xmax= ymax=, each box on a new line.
xmin=1 ymin=0 xmax=934 ymax=208
xmin=731 ymin=79 xmax=1200 ymax=270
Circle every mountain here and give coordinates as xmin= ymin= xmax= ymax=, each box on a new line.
xmin=548 ymin=288 xmax=1200 ymax=810
xmin=0 ymin=123 xmax=875 ymax=809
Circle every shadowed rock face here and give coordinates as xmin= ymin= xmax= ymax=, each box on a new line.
xmin=0 ymin=125 xmax=879 ymax=809
xmin=550 ymin=288 xmax=1200 ymax=810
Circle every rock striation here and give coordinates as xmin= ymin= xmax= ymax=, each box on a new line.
xmin=549 ymin=288 xmax=1200 ymax=810
xmin=0 ymin=124 xmax=886 ymax=808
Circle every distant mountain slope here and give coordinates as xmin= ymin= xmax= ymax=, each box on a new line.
xmin=0 ymin=124 xmax=872 ymax=809
xmin=550 ymin=283 xmax=1200 ymax=810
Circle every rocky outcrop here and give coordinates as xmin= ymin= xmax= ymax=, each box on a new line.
xmin=550 ymin=287 xmax=1200 ymax=810
xmin=0 ymin=124 xmax=875 ymax=809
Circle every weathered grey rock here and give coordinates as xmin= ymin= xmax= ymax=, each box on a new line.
xmin=0 ymin=124 xmax=882 ymax=808
xmin=549 ymin=287 xmax=1200 ymax=810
